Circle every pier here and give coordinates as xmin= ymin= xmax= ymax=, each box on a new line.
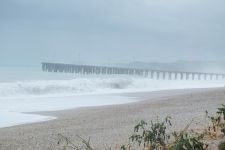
xmin=42 ymin=62 xmax=225 ymax=80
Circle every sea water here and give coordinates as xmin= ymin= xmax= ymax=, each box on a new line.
xmin=0 ymin=67 xmax=225 ymax=128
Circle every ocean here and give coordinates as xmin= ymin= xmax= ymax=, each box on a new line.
xmin=0 ymin=67 xmax=225 ymax=128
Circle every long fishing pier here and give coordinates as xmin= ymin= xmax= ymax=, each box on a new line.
xmin=42 ymin=62 xmax=225 ymax=80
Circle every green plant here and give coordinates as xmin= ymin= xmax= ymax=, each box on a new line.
xmin=57 ymin=134 xmax=93 ymax=150
xmin=129 ymin=116 xmax=172 ymax=150
xmin=205 ymin=104 xmax=225 ymax=138
xmin=120 ymin=145 xmax=127 ymax=150
xmin=218 ymin=141 xmax=225 ymax=150
xmin=217 ymin=104 xmax=225 ymax=134
xmin=170 ymin=119 xmax=204 ymax=150
xmin=171 ymin=132 xmax=204 ymax=150
xmin=55 ymin=104 xmax=225 ymax=150
xmin=217 ymin=104 xmax=225 ymax=120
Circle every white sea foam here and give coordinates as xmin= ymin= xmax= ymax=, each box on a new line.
xmin=0 ymin=77 xmax=224 ymax=99
xmin=0 ymin=94 xmax=138 ymax=128
xmin=1 ymin=68 xmax=225 ymax=128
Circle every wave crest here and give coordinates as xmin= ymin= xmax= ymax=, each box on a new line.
xmin=0 ymin=77 xmax=223 ymax=98
xmin=0 ymin=78 xmax=133 ymax=98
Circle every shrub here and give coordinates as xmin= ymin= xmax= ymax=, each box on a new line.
xmin=218 ymin=141 xmax=225 ymax=150
xmin=56 ymin=104 xmax=225 ymax=150
xmin=129 ymin=116 xmax=172 ymax=150
xmin=170 ymin=132 xmax=204 ymax=150
xmin=217 ymin=104 xmax=225 ymax=120
xmin=205 ymin=104 xmax=225 ymax=138
xmin=128 ymin=118 xmax=205 ymax=150
xmin=57 ymin=134 xmax=93 ymax=150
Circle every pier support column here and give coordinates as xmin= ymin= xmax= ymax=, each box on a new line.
xmin=198 ymin=74 xmax=201 ymax=80
xmin=131 ymin=69 xmax=135 ymax=75
xmin=168 ymin=72 xmax=172 ymax=80
xmin=186 ymin=73 xmax=189 ymax=80
xmin=53 ymin=64 xmax=57 ymax=72
xmin=151 ymin=71 xmax=154 ymax=79
xmin=103 ymin=67 xmax=107 ymax=74
xmin=71 ymin=66 xmax=75 ymax=73
xmin=180 ymin=73 xmax=184 ymax=80
xmin=204 ymin=74 xmax=207 ymax=80
xmin=216 ymin=74 xmax=219 ymax=80
xmin=192 ymin=73 xmax=195 ymax=80
xmin=59 ymin=65 xmax=63 ymax=73
xmin=163 ymin=72 xmax=166 ymax=80
xmin=144 ymin=70 xmax=148 ymax=77
xmin=210 ymin=74 xmax=213 ymax=80
xmin=175 ymin=72 xmax=177 ymax=80
xmin=157 ymin=71 xmax=160 ymax=80
xmin=83 ymin=66 xmax=86 ymax=74
xmin=42 ymin=63 xmax=46 ymax=71
xmin=113 ymin=68 xmax=116 ymax=74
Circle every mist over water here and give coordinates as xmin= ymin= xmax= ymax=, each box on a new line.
xmin=0 ymin=66 xmax=225 ymax=128
xmin=0 ymin=67 xmax=225 ymax=99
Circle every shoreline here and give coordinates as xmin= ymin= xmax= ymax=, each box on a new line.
xmin=0 ymin=87 xmax=214 ymax=129
xmin=23 ymin=87 xmax=222 ymax=117
xmin=0 ymin=87 xmax=224 ymax=149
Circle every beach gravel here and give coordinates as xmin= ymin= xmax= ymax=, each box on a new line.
xmin=0 ymin=88 xmax=224 ymax=150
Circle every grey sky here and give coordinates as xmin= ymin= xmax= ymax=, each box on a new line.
xmin=0 ymin=0 xmax=225 ymax=66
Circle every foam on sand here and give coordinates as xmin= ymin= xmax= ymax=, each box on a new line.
xmin=0 ymin=94 xmax=137 ymax=128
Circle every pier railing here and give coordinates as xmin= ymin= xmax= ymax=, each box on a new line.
xmin=42 ymin=62 xmax=225 ymax=80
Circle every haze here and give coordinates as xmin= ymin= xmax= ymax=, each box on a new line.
xmin=0 ymin=0 xmax=225 ymax=67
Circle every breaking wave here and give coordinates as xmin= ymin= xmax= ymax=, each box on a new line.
xmin=0 ymin=77 xmax=224 ymax=98
xmin=0 ymin=78 xmax=135 ymax=98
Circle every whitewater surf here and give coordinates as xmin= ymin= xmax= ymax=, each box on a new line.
xmin=0 ymin=68 xmax=225 ymax=128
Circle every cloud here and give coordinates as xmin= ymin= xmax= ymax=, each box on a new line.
xmin=0 ymin=0 xmax=225 ymax=66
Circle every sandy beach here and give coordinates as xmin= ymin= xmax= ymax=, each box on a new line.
xmin=0 ymin=88 xmax=224 ymax=150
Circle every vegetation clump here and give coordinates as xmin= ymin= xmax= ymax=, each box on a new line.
xmin=57 ymin=104 xmax=225 ymax=150
xmin=218 ymin=141 xmax=225 ymax=150
xmin=171 ymin=131 xmax=204 ymax=150
xmin=129 ymin=117 xmax=172 ymax=150
xmin=122 ymin=118 xmax=205 ymax=150
xmin=57 ymin=133 xmax=93 ymax=150
xmin=205 ymin=104 xmax=225 ymax=139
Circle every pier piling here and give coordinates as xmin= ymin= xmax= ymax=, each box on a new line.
xmin=41 ymin=62 xmax=225 ymax=81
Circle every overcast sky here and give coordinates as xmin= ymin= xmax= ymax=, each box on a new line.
xmin=0 ymin=0 xmax=225 ymax=66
